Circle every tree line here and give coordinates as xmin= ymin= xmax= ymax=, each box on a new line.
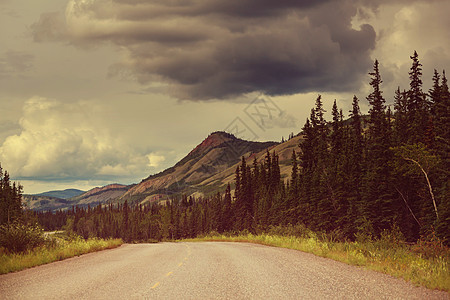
xmin=30 ymin=51 xmax=449 ymax=243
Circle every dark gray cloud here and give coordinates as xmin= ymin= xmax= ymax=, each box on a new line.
xmin=31 ymin=0 xmax=377 ymax=100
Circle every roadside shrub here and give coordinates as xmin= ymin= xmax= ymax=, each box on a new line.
xmin=267 ymin=223 xmax=308 ymax=238
xmin=413 ymin=230 xmax=449 ymax=259
xmin=320 ymin=228 xmax=346 ymax=244
xmin=375 ymin=224 xmax=406 ymax=250
xmin=355 ymin=217 xmax=374 ymax=243
xmin=0 ymin=222 xmax=46 ymax=253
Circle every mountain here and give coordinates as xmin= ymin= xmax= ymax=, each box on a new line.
xmin=26 ymin=131 xmax=304 ymax=210
xmin=23 ymin=195 xmax=73 ymax=211
xmin=23 ymin=184 xmax=130 ymax=211
xmin=35 ymin=189 xmax=85 ymax=199
xmin=120 ymin=131 xmax=278 ymax=203
xmin=70 ymin=184 xmax=130 ymax=205
xmin=196 ymin=134 xmax=303 ymax=192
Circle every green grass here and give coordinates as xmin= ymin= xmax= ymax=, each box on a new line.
xmin=184 ymin=232 xmax=449 ymax=292
xmin=0 ymin=237 xmax=123 ymax=274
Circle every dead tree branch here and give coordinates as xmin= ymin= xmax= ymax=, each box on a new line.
xmin=395 ymin=186 xmax=421 ymax=227
xmin=402 ymin=156 xmax=439 ymax=220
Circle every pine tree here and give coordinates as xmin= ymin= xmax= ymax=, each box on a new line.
xmin=429 ymin=69 xmax=441 ymax=118
xmin=362 ymin=59 xmax=394 ymax=235
xmin=328 ymin=101 xmax=348 ymax=231
xmin=234 ymin=157 xmax=255 ymax=231
xmin=300 ymin=118 xmax=314 ymax=171
xmin=433 ymin=70 xmax=450 ymax=242
xmin=298 ymin=95 xmax=332 ymax=230
xmin=393 ymin=87 xmax=409 ymax=145
xmin=341 ymin=95 xmax=364 ymax=236
xmin=331 ymin=100 xmax=343 ymax=157
xmin=290 ymin=149 xmax=299 ymax=200
xmin=367 ymin=60 xmax=387 ymax=137
xmin=222 ymin=184 xmax=232 ymax=232
xmin=122 ymin=200 xmax=129 ymax=241
xmin=286 ymin=149 xmax=299 ymax=224
xmin=314 ymin=95 xmax=329 ymax=164
xmin=434 ymin=71 xmax=450 ymax=148
xmin=407 ymin=51 xmax=428 ymax=144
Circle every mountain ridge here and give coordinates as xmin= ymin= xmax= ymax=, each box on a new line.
xmin=35 ymin=188 xmax=85 ymax=199
xmin=25 ymin=131 xmax=302 ymax=211
xmin=120 ymin=131 xmax=278 ymax=203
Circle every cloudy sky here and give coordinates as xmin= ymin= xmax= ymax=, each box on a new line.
xmin=1 ymin=0 xmax=449 ymax=194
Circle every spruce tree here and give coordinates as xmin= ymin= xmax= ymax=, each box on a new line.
xmin=393 ymin=87 xmax=409 ymax=145
xmin=434 ymin=71 xmax=450 ymax=147
xmin=433 ymin=71 xmax=450 ymax=242
xmin=331 ymin=100 xmax=343 ymax=157
xmin=342 ymin=95 xmax=364 ymax=236
xmin=429 ymin=69 xmax=441 ymax=118
xmin=407 ymin=51 xmax=428 ymax=144
xmin=300 ymin=118 xmax=314 ymax=171
xmin=286 ymin=149 xmax=299 ymax=224
xmin=362 ymin=59 xmax=394 ymax=235
xmin=290 ymin=149 xmax=299 ymax=200
xmin=222 ymin=184 xmax=232 ymax=232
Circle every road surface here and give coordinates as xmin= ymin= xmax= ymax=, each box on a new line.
xmin=0 ymin=242 xmax=447 ymax=299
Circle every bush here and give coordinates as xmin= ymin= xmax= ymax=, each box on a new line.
xmin=374 ymin=224 xmax=406 ymax=250
xmin=0 ymin=222 xmax=46 ymax=253
xmin=355 ymin=217 xmax=374 ymax=243
xmin=413 ymin=230 xmax=449 ymax=259
xmin=267 ymin=223 xmax=308 ymax=238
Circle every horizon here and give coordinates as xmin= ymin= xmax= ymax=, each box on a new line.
xmin=1 ymin=0 xmax=449 ymax=194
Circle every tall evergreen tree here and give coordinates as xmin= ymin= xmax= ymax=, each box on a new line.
xmin=407 ymin=51 xmax=428 ymax=144
xmin=342 ymin=95 xmax=364 ymax=236
xmin=331 ymin=100 xmax=343 ymax=157
xmin=362 ymin=59 xmax=394 ymax=235
xmin=290 ymin=149 xmax=299 ymax=201
xmin=122 ymin=200 xmax=129 ymax=240
xmin=434 ymin=71 xmax=450 ymax=148
xmin=328 ymin=101 xmax=348 ymax=230
xmin=433 ymin=71 xmax=450 ymax=242
xmin=429 ymin=69 xmax=441 ymax=118
xmin=222 ymin=184 xmax=232 ymax=232
xmin=393 ymin=87 xmax=409 ymax=145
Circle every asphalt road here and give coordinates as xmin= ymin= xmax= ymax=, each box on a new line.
xmin=0 ymin=242 xmax=447 ymax=299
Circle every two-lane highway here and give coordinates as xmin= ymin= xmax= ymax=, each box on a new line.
xmin=0 ymin=242 xmax=447 ymax=299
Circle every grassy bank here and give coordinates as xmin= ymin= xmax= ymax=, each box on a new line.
xmin=0 ymin=236 xmax=122 ymax=274
xmin=184 ymin=232 xmax=449 ymax=292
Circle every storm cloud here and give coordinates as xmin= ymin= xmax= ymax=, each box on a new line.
xmin=31 ymin=0 xmax=377 ymax=100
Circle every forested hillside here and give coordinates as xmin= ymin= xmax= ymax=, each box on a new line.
xmin=35 ymin=52 xmax=449 ymax=244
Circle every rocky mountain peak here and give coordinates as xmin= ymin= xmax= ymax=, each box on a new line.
xmin=188 ymin=131 xmax=236 ymax=156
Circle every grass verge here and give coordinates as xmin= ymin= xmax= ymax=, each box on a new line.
xmin=184 ymin=233 xmax=449 ymax=292
xmin=0 ymin=237 xmax=123 ymax=275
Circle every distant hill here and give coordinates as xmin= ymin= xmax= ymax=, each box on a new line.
xmin=23 ymin=184 xmax=130 ymax=211
xmin=27 ymin=131 xmax=304 ymax=210
xmin=35 ymin=189 xmax=85 ymax=199
xmin=70 ymin=184 xmax=130 ymax=206
xmin=23 ymin=195 xmax=73 ymax=211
